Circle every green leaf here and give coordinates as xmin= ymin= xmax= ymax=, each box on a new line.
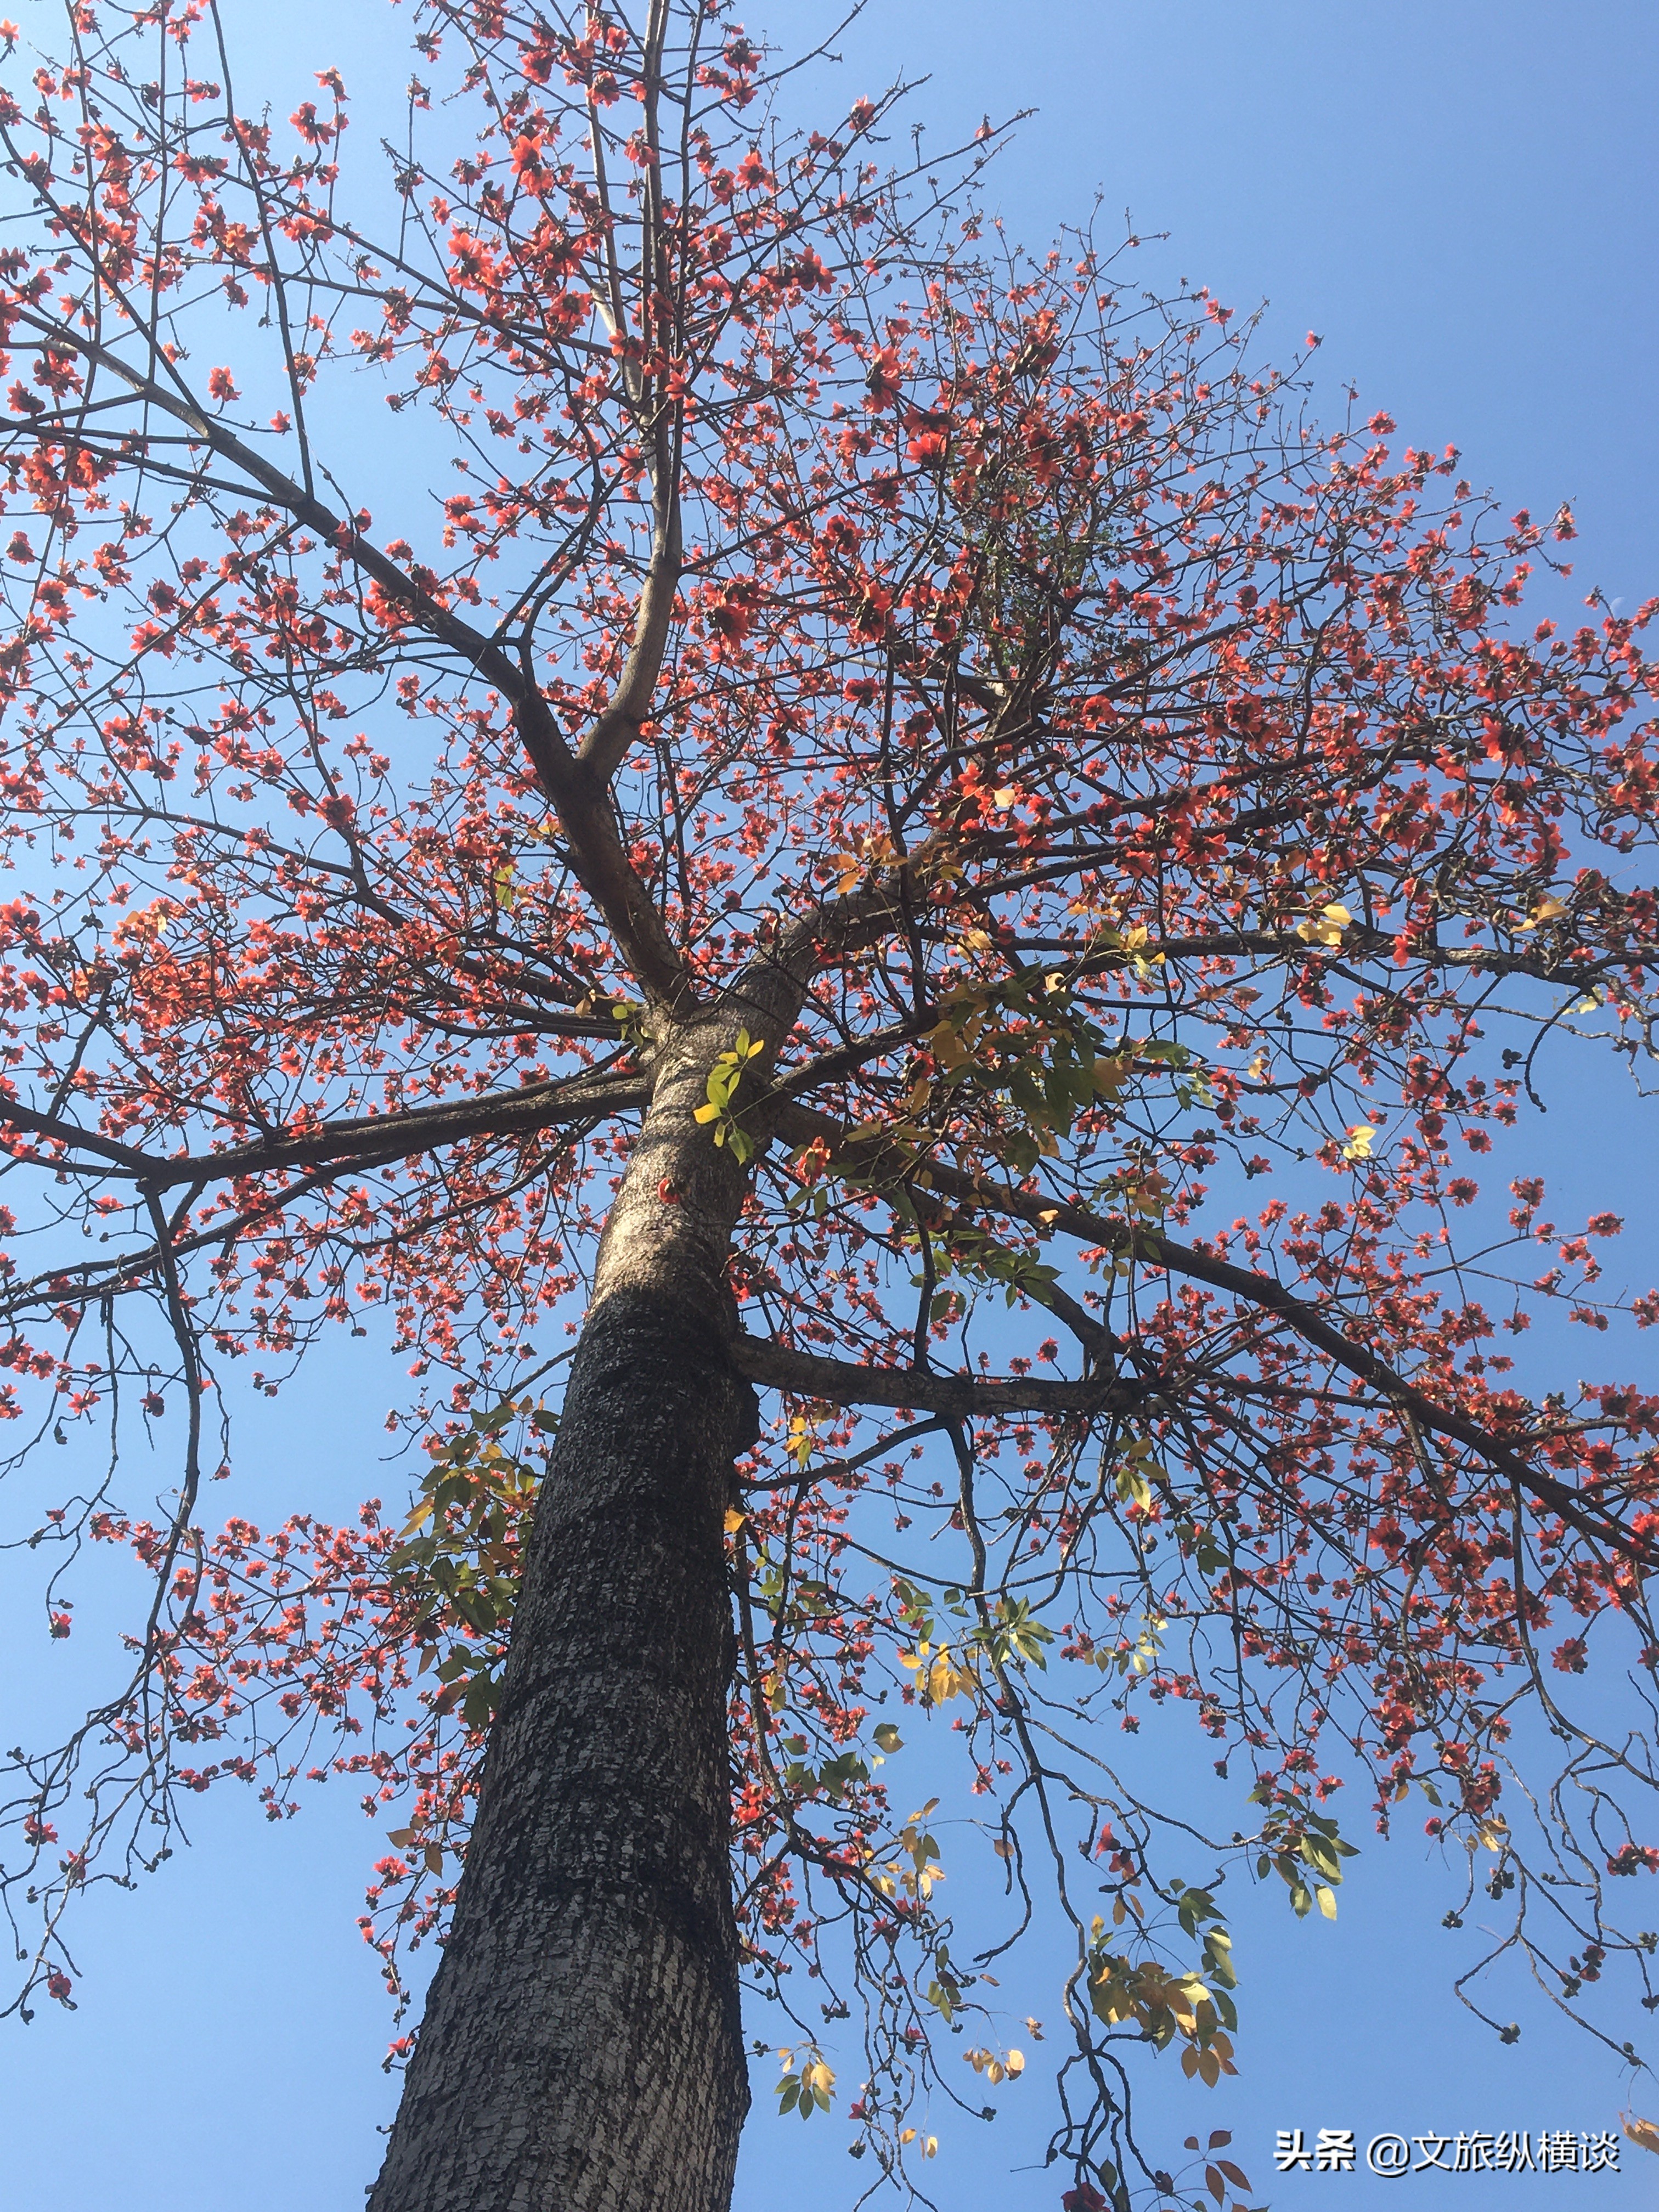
xmin=1115 ymin=1462 xmax=1152 ymax=1509
xmin=1202 ymin=1928 xmax=1237 ymax=1990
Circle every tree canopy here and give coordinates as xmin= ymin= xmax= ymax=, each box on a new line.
xmin=1 ymin=1 xmax=1658 ymax=2205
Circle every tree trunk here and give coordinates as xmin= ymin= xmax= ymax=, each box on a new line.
xmin=368 ymin=1040 xmax=761 ymax=2212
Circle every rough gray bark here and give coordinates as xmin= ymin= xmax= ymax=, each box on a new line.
xmin=368 ymin=1037 xmax=765 ymax=2212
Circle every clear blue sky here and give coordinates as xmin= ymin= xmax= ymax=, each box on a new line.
xmin=1 ymin=4 xmax=1655 ymax=2207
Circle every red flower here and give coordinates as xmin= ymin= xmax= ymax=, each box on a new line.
xmin=905 ymin=409 xmax=951 ymax=467
xmin=865 ymin=347 xmax=902 ymax=413
xmin=706 ymin=578 xmax=760 ymax=647
xmin=511 ymin=134 xmax=549 ymax=191
xmin=289 ymin=101 xmax=336 ymax=146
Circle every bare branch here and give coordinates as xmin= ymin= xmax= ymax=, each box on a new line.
xmin=731 ymin=1331 xmax=1141 ymax=1419
xmin=0 ymin=1069 xmax=648 ymax=1187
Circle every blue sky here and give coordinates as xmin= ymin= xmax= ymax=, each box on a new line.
xmin=1 ymin=3 xmax=1656 ymax=2207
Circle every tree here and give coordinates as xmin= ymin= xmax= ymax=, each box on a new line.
xmin=0 ymin=1 xmax=1657 ymax=2205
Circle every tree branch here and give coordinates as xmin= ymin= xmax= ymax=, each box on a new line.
xmin=0 ymin=1069 xmax=648 ymax=1187
xmin=2 ymin=315 xmax=690 ymax=1003
xmin=730 ymin=1331 xmax=1141 ymax=1419
xmin=770 ymin=1104 xmax=1656 ymax=1566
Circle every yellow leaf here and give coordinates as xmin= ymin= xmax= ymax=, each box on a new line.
xmin=900 ymin=2127 xmax=917 ymax=2145
xmin=926 ymin=1646 xmax=976 ymax=1702
xmin=1093 ymin=1056 xmax=1128 ymax=1096
xmin=1519 ymin=894 xmax=1567 ymax=931
xmin=929 ymin=1020 xmax=969 ymax=1072
xmin=924 ymin=2136 xmax=939 ymax=2158
xmin=787 ymin=1413 xmax=816 ymax=1470
xmin=1296 ymin=901 xmax=1351 ymax=947
xmin=1005 ymin=2048 xmax=1025 ymax=2076
xmin=992 ymin=786 xmax=1017 ymax=808
xmin=693 ymin=1101 xmax=720 ymax=1123
xmin=1341 ymin=1122 xmax=1376 ymax=1161
xmin=833 ymin=852 xmax=861 ymax=892
xmin=1624 ymin=2114 xmax=1659 ymax=2156
xmin=1316 ymin=1883 xmax=1338 ymax=1920
xmin=724 ymin=1507 xmax=747 ymax=1535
